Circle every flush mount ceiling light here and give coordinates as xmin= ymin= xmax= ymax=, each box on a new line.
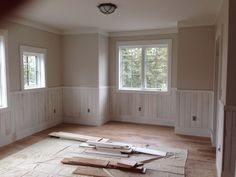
xmin=97 ymin=3 xmax=117 ymax=15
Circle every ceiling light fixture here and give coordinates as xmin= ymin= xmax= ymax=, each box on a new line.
xmin=97 ymin=3 xmax=117 ymax=15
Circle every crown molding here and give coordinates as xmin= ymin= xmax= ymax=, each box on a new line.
xmin=109 ymin=28 xmax=178 ymax=37
xmin=177 ymin=21 xmax=215 ymax=28
xmin=62 ymin=28 xmax=109 ymax=36
xmin=6 ymin=17 xmax=62 ymax=34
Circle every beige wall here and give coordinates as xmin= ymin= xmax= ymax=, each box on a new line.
xmin=0 ymin=21 xmax=62 ymax=91
xmin=99 ymin=34 xmax=109 ymax=87
xmin=109 ymin=34 xmax=178 ymax=87
xmin=178 ymin=26 xmax=215 ymax=90
xmin=62 ymin=33 xmax=99 ymax=87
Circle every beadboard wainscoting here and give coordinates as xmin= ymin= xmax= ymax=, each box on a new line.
xmin=62 ymin=87 xmax=109 ymax=126
xmin=110 ymin=87 xmax=177 ymax=126
xmin=222 ymin=106 xmax=236 ymax=177
xmin=216 ymin=100 xmax=225 ymax=177
xmin=175 ymin=90 xmax=214 ymax=137
xmin=0 ymin=87 xmax=63 ymax=147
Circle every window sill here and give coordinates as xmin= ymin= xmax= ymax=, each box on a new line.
xmin=22 ymin=87 xmax=47 ymax=92
xmin=0 ymin=106 xmax=9 ymax=112
xmin=117 ymin=88 xmax=170 ymax=95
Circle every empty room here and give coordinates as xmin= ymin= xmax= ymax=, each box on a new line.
xmin=0 ymin=0 xmax=235 ymax=177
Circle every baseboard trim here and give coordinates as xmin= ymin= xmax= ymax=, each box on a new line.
xmin=175 ymin=127 xmax=211 ymax=137
xmin=16 ymin=119 xmax=63 ymax=140
xmin=111 ymin=115 xmax=175 ymax=127
xmin=63 ymin=116 xmax=104 ymax=126
xmin=0 ymin=118 xmax=62 ymax=148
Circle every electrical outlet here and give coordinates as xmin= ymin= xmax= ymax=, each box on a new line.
xmin=87 ymin=108 xmax=90 ymax=113
xmin=138 ymin=107 xmax=142 ymax=111
xmin=192 ymin=116 xmax=197 ymax=121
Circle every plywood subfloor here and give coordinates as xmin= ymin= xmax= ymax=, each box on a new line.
xmin=0 ymin=121 xmax=217 ymax=177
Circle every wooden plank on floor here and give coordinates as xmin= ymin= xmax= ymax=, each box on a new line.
xmin=132 ymin=147 xmax=167 ymax=157
xmin=84 ymin=149 xmax=129 ymax=158
xmin=62 ymin=157 xmax=109 ymax=167
xmin=117 ymin=159 xmax=138 ymax=167
xmin=49 ymin=131 xmax=102 ymax=142
xmin=86 ymin=140 xmax=132 ymax=149
xmin=73 ymin=166 xmax=110 ymax=177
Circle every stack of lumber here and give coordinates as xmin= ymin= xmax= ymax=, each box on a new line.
xmin=85 ymin=140 xmax=133 ymax=153
xmin=49 ymin=131 xmax=168 ymax=176
xmin=62 ymin=157 xmax=146 ymax=174
xmin=80 ymin=141 xmax=167 ymax=157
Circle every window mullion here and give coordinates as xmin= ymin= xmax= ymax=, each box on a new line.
xmin=141 ymin=47 xmax=146 ymax=90
xmin=26 ymin=56 xmax=29 ymax=87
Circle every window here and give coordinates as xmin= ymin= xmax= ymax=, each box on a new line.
xmin=0 ymin=30 xmax=8 ymax=108
xmin=117 ymin=40 xmax=172 ymax=92
xmin=20 ymin=46 xmax=46 ymax=90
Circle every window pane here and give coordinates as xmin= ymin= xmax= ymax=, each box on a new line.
xmin=120 ymin=48 xmax=142 ymax=89
xmin=23 ymin=55 xmax=39 ymax=89
xmin=145 ymin=47 xmax=168 ymax=91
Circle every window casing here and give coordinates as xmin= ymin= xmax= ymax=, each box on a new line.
xmin=117 ymin=40 xmax=172 ymax=93
xmin=20 ymin=46 xmax=46 ymax=90
xmin=0 ymin=30 xmax=8 ymax=108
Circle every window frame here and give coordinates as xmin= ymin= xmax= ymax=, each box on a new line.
xmin=0 ymin=29 xmax=9 ymax=109
xmin=116 ymin=39 xmax=172 ymax=94
xmin=20 ymin=45 xmax=47 ymax=91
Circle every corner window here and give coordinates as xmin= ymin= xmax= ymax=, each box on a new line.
xmin=117 ymin=40 xmax=172 ymax=92
xmin=0 ymin=30 xmax=8 ymax=108
xmin=20 ymin=46 xmax=46 ymax=90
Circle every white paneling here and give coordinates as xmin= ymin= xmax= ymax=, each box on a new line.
xmin=63 ymin=87 xmax=109 ymax=126
xmin=0 ymin=87 xmax=63 ymax=147
xmin=216 ymin=100 xmax=225 ymax=177
xmin=110 ymin=88 xmax=177 ymax=126
xmin=175 ymin=90 xmax=214 ymax=137
xmin=99 ymin=87 xmax=109 ymax=124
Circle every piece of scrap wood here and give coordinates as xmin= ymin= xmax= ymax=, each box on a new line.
xmin=79 ymin=142 xmax=94 ymax=148
xmin=96 ymin=147 xmax=133 ymax=154
xmin=99 ymin=138 xmax=110 ymax=143
xmin=73 ymin=165 xmax=110 ymax=177
xmin=62 ymin=157 xmax=146 ymax=174
xmin=49 ymin=132 xmax=102 ymax=142
xmin=87 ymin=140 xmax=131 ymax=150
xmin=84 ymin=150 xmax=129 ymax=158
xmin=62 ymin=157 xmax=109 ymax=167
xmin=108 ymin=160 xmax=146 ymax=173
xmin=132 ymin=147 xmax=167 ymax=157
xmin=117 ymin=159 xmax=138 ymax=167
xmin=139 ymin=156 xmax=163 ymax=163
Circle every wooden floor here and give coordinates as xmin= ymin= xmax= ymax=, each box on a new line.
xmin=0 ymin=121 xmax=217 ymax=177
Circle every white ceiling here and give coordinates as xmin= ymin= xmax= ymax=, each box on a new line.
xmin=10 ymin=0 xmax=223 ymax=33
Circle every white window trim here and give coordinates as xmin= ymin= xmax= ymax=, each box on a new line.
xmin=20 ymin=45 xmax=47 ymax=91
xmin=0 ymin=29 xmax=9 ymax=110
xmin=116 ymin=39 xmax=172 ymax=94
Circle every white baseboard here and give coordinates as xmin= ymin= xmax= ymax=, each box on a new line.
xmin=63 ymin=116 xmax=104 ymax=126
xmin=0 ymin=118 xmax=62 ymax=147
xmin=175 ymin=127 xmax=211 ymax=137
xmin=16 ymin=118 xmax=63 ymax=141
xmin=111 ymin=115 xmax=175 ymax=127
xmin=0 ymin=134 xmax=15 ymax=147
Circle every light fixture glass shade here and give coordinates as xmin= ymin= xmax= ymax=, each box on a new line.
xmin=98 ymin=3 xmax=117 ymax=14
